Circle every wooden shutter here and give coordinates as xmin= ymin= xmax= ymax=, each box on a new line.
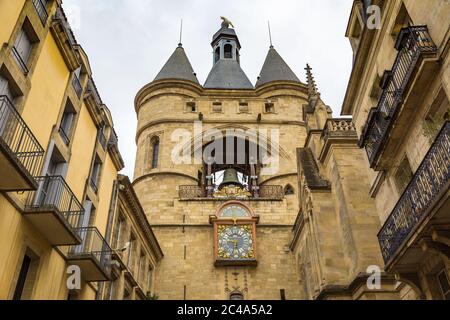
xmin=14 ymin=28 xmax=32 ymax=64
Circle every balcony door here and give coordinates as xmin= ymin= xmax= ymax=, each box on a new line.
xmin=0 ymin=75 xmax=14 ymax=101
xmin=0 ymin=76 xmax=16 ymax=137
xmin=35 ymin=144 xmax=67 ymax=207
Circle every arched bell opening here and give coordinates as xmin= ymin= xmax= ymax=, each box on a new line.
xmin=201 ymin=136 xmax=262 ymax=198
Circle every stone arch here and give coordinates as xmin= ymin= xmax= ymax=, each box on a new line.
xmin=185 ymin=124 xmax=291 ymax=161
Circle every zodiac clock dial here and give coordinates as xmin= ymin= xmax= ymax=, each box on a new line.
xmin=217 ymin=225 xmax=254 ymax=260
xmin=220 ymin=205 xmax=250 ymax=218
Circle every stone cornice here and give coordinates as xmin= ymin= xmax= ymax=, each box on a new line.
xmin=135 ymin=79 xmax=309 ymax=114
xmin=341 ymin=0 xmax=386 ymax=115
xmin=135 ymin=118 xmax=306 ymax=143
xmin=318 ymin=119 xmax=359 ymax=163
xmin=315 ymin=273 xmax=398 ymax=300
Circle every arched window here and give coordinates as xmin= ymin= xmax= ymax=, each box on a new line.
xmin=214 ymin=47 xmax=220 ymax=63
xmin=229 ymin=292 xmax=244 ymax=300
xmin=224 ymin=44 xmax=232 ymax=59
xmin=151 ymin=137 xmax=160 ymax=169
xmin=284 ymin=184 xmax=294 ymax=195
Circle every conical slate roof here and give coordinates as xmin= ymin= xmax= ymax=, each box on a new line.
xmin=154 ymin=45 xmax=199 ymax=84
xmin=204 ymin=59 xmax=253 ymax=90
xmin=255 ymin=47 xmax=300 ymax=87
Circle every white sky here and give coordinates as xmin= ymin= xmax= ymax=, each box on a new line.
xmin=63 ymin=0 xmax=354 ymax=177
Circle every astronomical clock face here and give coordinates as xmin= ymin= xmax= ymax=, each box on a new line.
xmin=217 ymin=225 xmax=254 ymax=260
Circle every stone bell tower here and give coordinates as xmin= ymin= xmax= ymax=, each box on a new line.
xmin=133 ymin=18 xmax=310 ymax=300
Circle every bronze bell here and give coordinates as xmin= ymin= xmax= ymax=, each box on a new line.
xmin=219 ymin=168 xmax=242 ymax=189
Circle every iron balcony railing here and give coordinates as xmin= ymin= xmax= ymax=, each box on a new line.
xmin=11 ymin=46 xmax=29 ymax=75
xmin=378 ymin=122 xmax=450 ymax=265
xmin=361 ymin=26 xmax=437 ymax=167
xmin=72 ymin=74 xmax=83 ymax=98
xmin=68 ymin=227 xmax=113 ymax=278
xmin=25 ymin=176 xmax=85 ymax=229
xmin=32 ymin=0 xmax=49 ymax=25
xmin=179 ymin=185 xmax=284 ymax=200
xmin=0 ymin=95 xmax=44 ymax=178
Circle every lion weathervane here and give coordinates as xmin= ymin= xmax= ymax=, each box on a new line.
xmin=220 ymin=16 xmax=235 ymax=29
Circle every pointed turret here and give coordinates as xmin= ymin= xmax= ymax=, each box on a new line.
xmin=154 ymin=44 xmax=199 ymax=84
xmin=255 ymin=47 xmax=300 ymax=87
xmin=204 ymin=18 xmax=253 ymax=90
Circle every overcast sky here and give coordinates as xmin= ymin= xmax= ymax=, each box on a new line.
xmin=63 ymin=0 xmax=354 ymax=178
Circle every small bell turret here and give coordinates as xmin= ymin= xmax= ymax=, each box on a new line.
xmin=219 ymin=168 xmax=242 ymax=189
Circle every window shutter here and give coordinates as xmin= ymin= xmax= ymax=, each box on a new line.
xmin=15 ymin=29 xmax=32 ymax=64
xmin=0 ymin=75 xmax=14 ymax=101
xmin=61 ymin=112 xmax=74 ymax=133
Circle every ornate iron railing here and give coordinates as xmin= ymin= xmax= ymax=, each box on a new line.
xmin=179 ymin=184 xmax=284 ymax=200
xmin=32 ymin=0 xmax=48 ymax=25
xmin=68 ymin=227 xmax=112 ymax=278
xmin=25 ymin=176 xmax=85 ymax=229
xmin=72 ymin=73 xmax=83 ymax=98
xmin=361 ymin=26 xmax=437 ymax=167
xmin=378 ymin=122 xmax=450 ymax=264
xmin=0 ymin=95 xmax=44 ymax=178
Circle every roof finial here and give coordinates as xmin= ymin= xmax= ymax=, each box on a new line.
xmin=268 ymin=21 xmax=273 ymax=48
xmin=178 ymin=19 xmax=183 ymax=47
xmin=220 ymin=16 xmax=234 ymax=29
xmin=305 ymin=63 xmax=320 ymax=98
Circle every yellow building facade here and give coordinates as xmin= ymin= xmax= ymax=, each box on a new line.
xmin=0 ymin=0 xmax=161 ymax=300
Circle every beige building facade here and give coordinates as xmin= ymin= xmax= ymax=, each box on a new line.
xmin=341 ymin=0 xmax=449 ymax=300
xmin=133 ymin=31 xmax=308 ymax=299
